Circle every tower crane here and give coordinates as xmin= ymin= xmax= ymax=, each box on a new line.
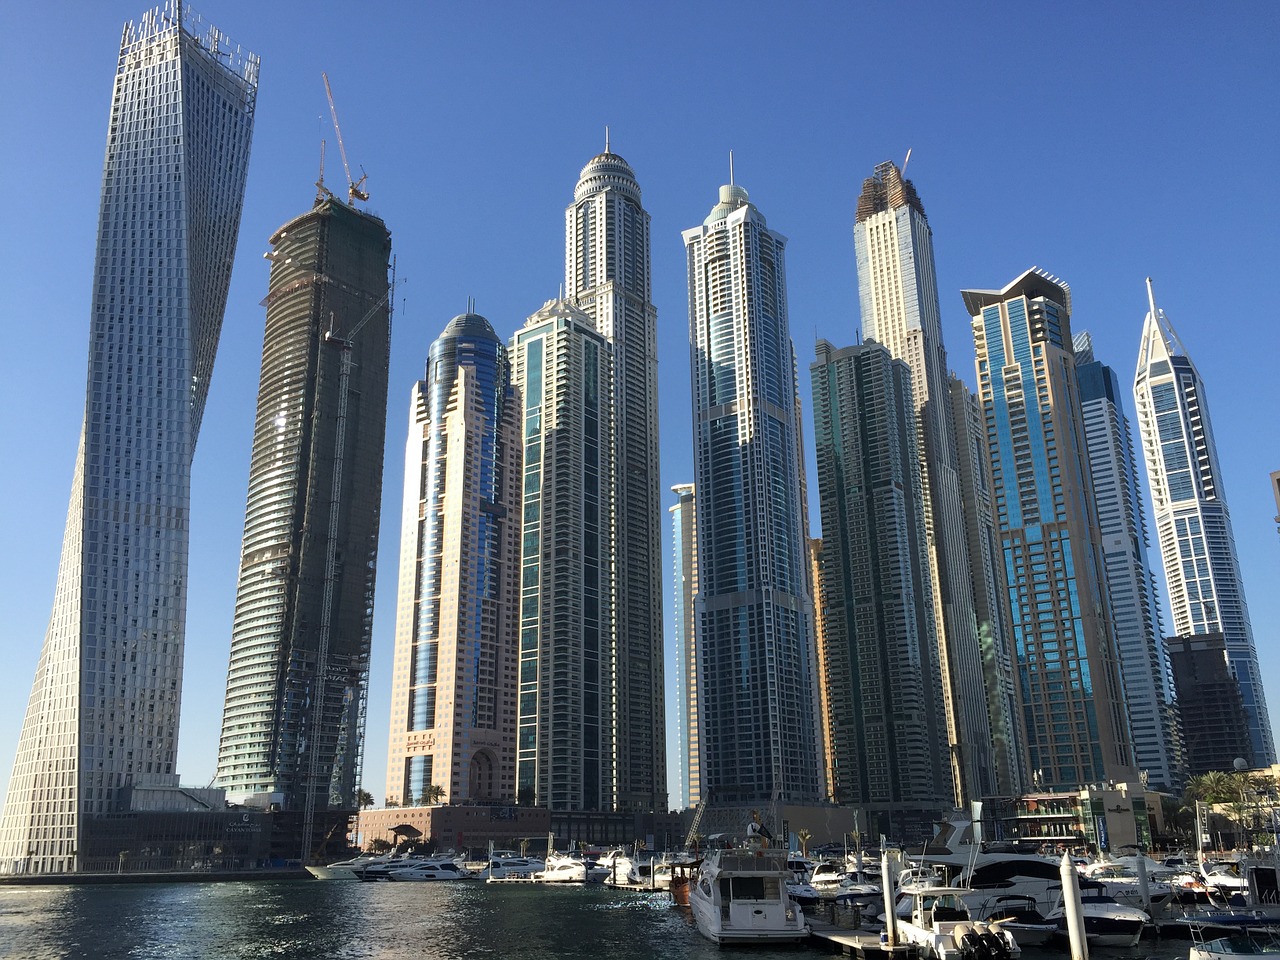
xmin=322 ymin=72 xmax=368 ymax=204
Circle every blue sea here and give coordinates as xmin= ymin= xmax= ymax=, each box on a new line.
xmin=0 ymin=879 xmax=1198 ymax=960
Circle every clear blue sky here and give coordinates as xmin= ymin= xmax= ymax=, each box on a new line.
xmin=2 ymin=1 xmax=1278 ymax=808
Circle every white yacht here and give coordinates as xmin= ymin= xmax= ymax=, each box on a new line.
xmin=688 ymin=846 xmax=809 ymax=945
xmin=533 ymin=853 xmax=589 ymax=883
xmin=388 ymin=859 xmax=474 ymax=881
xmin=895 ymin=885 xmax=1021 ymax=960
xmin=476 ymin=856 xmax=545 ymax=882
xmin=306 ymin=854 xmax=388 ymax=880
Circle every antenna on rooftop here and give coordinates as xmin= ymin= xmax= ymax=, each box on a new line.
xmin=729 ymin=150 xmax=735 ymax=186
xmin=605 ymin=125 xmax=610 ymax=153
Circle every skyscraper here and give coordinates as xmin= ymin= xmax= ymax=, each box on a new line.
xmin=1075 ymin=331 xmax=1183 ymax=790
xmin=853 ymin=161 xmax=997 ymax=804
xmin=0 ymin=3 xmax=257 ymax=875
xmin=669 ymin=484 xmax=699 ymax=812
xmin=1165 ymin=633 xmax=1253 ymax=776
xmin=215 ymin=197 xmax=391 ymax=845
xmin=1133 ymin=280 xmax=1274 ymax=765
xmin=383 ymin=313 xmax=521 ymax=808
xmin=511 ymin=297 xmax=615 ymax=810
xmin=946 ymin=375 xmax=1027 ymax=796
xmin=964 ymin=268 xmax=1135 ymax=790
xmin=810 ymin=339 xmax=952 ymax=830
xmin=684 ymin=180 xmax=821 ymax=804
xmin=565 ymin=145 xmax=665 ymax=812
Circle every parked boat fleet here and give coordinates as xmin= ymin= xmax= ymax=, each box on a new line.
xmin=307 ymin=833 xmax=1280 ymax=954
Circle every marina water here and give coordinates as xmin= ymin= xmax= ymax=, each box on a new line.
xmin=0 ymin=879 xmax=1199 ymax=960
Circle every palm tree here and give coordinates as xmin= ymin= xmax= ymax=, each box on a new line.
xmin=357 ymin=789 xmax=374 ymax=810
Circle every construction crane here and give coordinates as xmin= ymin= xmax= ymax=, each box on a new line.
xmin=322 ymin=72 xmax=368 ymax=204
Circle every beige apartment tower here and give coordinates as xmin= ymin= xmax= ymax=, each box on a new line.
xmin=384 ymin=313 xmax=522 ymax=807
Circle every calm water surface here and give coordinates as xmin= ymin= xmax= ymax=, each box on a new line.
xmin=0 ymin=880 xmax=1199 ymax=960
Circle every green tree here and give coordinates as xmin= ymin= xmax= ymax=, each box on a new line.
xmin=417 ymin=784 xmax=445 ymax=806
xmin=367 ymin=838 xmax=392 ymax=854
xmin=357 ymin=789 xmax=374 ymax=810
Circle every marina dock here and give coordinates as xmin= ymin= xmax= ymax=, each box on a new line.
xmin=807 ymin=920 xmax=920 ymax=959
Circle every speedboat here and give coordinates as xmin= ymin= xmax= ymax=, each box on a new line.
xmin=1191 ymin=931 xmax=1280 ymax=960
xmin=388 ymin=859 xmax=473 ymax=881
xmin=1044 ymin=890 xmax=1148 ymax=948
xmin=895 ymin=885 xmax=1021 ymax=960
xmin=787 ymin=879 xmax=821 ymax=907
xmin=973 ymin=894 xmax=1058 ymax=947
xmin=688 ymin=845 xmax=809 ymax=945
xmin=809 ymin=860 xmax=849 ymax=889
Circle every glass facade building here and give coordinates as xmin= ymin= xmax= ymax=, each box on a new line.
xmin=1075 ymin=332 xmax=1183 ymax=791
xmin=510 ymin=297 xmax=615 ymax=810
xmin=566 ymin=148 xmax=665 ymax=813
xmin=853 ymin=161 xmax=1000 ymax=804
xmin=0 ymin=2 xmax=258 ymax=874
xmin=1133 ymin=281 xmax=1274 ymax=765
xmin=946 ymin=375 xmax=1027 ymax=796
xmin=964 ymin=268 xmax=1135 ymax=790
xmin=683 ymin=182 xmax=821 ymax=804
xmin=810 ymin=339 xmax=952 ymax=827
xmin=669 ymin=483 xmax=699 ymax=811
xmin=214 ymin=198 xmax=391 ymax=837
xmin=384 ymin=313 xmax=521 ymax=808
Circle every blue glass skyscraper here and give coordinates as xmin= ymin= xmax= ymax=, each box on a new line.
xmin=683 ymin=182 xmax=821 ymax=804
xmin=964 ymin=268 xmax=1135 ymax=790
xmin=1075 ymin=331 xmax=1183 ymax=790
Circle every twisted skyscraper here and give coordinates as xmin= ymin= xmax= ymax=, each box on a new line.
xmin=0 ymin=3 xmax=257 ymax=873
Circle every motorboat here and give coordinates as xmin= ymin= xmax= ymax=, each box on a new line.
xmin=787 ymin=879 xmax=821 ymax=907
xmin=388 ymin=859 xmax=474 ymax=881
xmin=1082 ymin=860 xmax=1177 ymax=909
xmin=476 ymin=856 xmax=545 ymax=882
xmin=808 ymin=860 xmax=849 ymax=890
xmin=894 ymin=885 xmax=1021 ymax=960
xmin=972 ymin=894 xmax=1057 ymax=947
xmin=1044 ymin=889 xmax=1148 ymax=948
xmin=1191 ymin=930 xmax=1280 ymax=960
xmin=533 ymin=853 xmax=589 ymax=883
xmin=688 ymin=845 xmax=809 ymax=945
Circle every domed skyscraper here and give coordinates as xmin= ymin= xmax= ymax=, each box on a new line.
xmin=563 ymin=140 xmax=666 ymax=814
xmin=383 ymin=311 xmax=522 ymax=808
